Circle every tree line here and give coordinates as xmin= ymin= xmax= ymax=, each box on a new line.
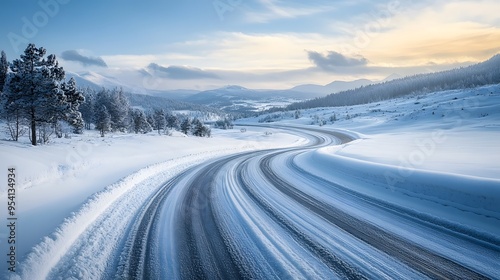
xmin=285 ymin=54 xmax=500 ymax=111
xmin=0 ymin=44 xmax=213 ymax=145
xmin=80 ymin=87 xmax=212 ymax=137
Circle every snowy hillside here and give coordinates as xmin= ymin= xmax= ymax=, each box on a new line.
xmin=288 ymin=54 xmax=500 ymax=110
xmin=183 ymin=85 xmax=324 ymax=114
xmin=243 ymin=84 xmax=500 ymax=179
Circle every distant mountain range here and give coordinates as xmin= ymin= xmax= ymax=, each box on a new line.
xmin=289 ymin=74 xmax=402 ymax=95
xmin=68 ymin=71 xmax=140 ymax=93
xmin=67 ymin=71 xmax=397 ymax=113
xmin=291 ymin=79 xmax=373 ymax=95
xmin=68 ymin=71 xmax=389 ymax=98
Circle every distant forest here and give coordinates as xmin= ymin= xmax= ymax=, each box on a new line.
xmin=285 ymin=54 xmax=500 ymax=111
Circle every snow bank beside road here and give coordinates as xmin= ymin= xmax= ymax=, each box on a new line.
xmin=14 ymin=151 xmax=230 ymax=279
xmin=333 ymin=130 xmax=500 ymax=180
xmin=296 ymin=145 xmax=500 ymax=239
xmin=243 ymin=84 xmax=500 ymax=233
xmin=314 ymin=146 xmax=500 ymax=214
xmin=0 ymin=126 xmax=304 ymax=277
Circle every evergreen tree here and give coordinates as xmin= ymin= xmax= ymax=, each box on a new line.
xmin=180 ymin=117 xmax=191 ymax=135
xmin=192 ymin=118 xmax=210 ymax=137
xmin=0 ymin=51 xmax=25 ymax=141
xmin=131 ymin=109 xmax=152 ymax=134
xmin=93 ymin=88 xmax=131 ymax=133
xmin=79 ymin=87 xmax=95 ymax=130
xmin=0 ymin=93 xmax=26 ymax=141
xmin=146 ymin=112 xmax=155 ymax=129
xmin=329 ymin=113 xmax=337 ymax=123
xmin=191 ymin=118 xmax=202 ymax=136
xmin=0 ymin=51 xmax=7 ymax=91
xmin=62 ymin=77 xmax=85 ymax=133
xmin=4 ymin=44 xmax=68 ymax=145
xmin=95 ymin=105 xmax=111 ymax=137
xmin=166 ymin=113 xmax=180 ymax=130
xmin=152 ymin=108 xmax=166 ymax=135
xmin=107 ymin=88 xmax=130 ymax=132
xmin=214 ymin=118 xmax=233 ymax=129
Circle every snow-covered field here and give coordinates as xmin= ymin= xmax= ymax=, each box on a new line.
xmin=0 ymin=84 xmax=499 ymax=279
xmin=0 ymin=127 xmax=305 ymax=277
xmin=239 ymin=84 xmax=500 ymax=247
xmin=244 ymin=84 xmax=500 ymax=180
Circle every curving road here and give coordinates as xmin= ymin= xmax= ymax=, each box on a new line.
xmin=116 ymin=126 xmax=499 ymax=279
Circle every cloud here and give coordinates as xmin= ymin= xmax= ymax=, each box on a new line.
xmin=243 ymin=0 xmax=335 ymax=23
xmin=353 ymin=0 xmax=500 ymax=66
xmin=61 ymin=50 xmax=108 ymax=67
xmin=147 ymin=63 xmax=219 ymax=80
xmin=308 ymin=51 xmax=368 ymax=71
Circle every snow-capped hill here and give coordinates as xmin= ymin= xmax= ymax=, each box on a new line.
xmin=291 ymin=79 xmax=373 ymax=95
xmin=78 ymin=71 xmax=131 ymax=89
xmin=382 ymin=73 xmax=402 ymax=82
xmin=66 ymin=71 xmax=144 ymax=94
xmin=182 ymin=85 xmax=325 ymax=113
xmin=65 ymin=71 xmax=101 ymax=89
xmin=222 ymin=85 xmax=248 ymax=91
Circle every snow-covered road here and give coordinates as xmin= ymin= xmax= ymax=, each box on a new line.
xmin=12 ymin=125 xmax=500 ymax=279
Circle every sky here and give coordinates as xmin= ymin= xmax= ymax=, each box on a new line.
xmin=1 ymin=0 xmax=499 ymax=91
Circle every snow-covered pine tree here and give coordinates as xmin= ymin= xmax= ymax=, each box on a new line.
xmin=0 ymin=87 xmax=26 ymax=141
xmin=180 ymin=117 xmax=191 ymax=135
xmin=142 ymin=112 xmax=153 ymax=134
xmin=0 ymin=50 xmax=24 ymax=141
xmin=214 ymin=118 xmax=233 ymax=129
xmin=153 ymin=108 xmax=166 ymax=135
xmin=0 ymin=50 xmax=7 ymax=92
xmin=79 ymin=87 xmax=95 ymax=130
xmin=107 ymin=88 xmax=130 ymax=132
xmin=93 ymin=88 xmax=131 ymax=133
xmin=146 ymin=112 xmax=155 ymax=129
xmin=95 ymin=105 xmax=111 ymax=137
xmin=62 ymin=77 xmax=85 ymax=133
xmin=191 ymin=118 xmax=202 ymax=136
xmin=5 ymin=44 xmax=69 ymax=145
xmin=130 ymin=109 xmax=139 ymax=133
xmin=330 ymin=113 xmax=337 ymax=123
xmin=166 ymin=113 xmax=180 ymax=130
xmin=294 ymin=110 xmax=301 ymax=119
xmin=191 ymin=118 xmax=210 ymax=137
xmin=131 ymin=109 xmax=152 ymax=134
